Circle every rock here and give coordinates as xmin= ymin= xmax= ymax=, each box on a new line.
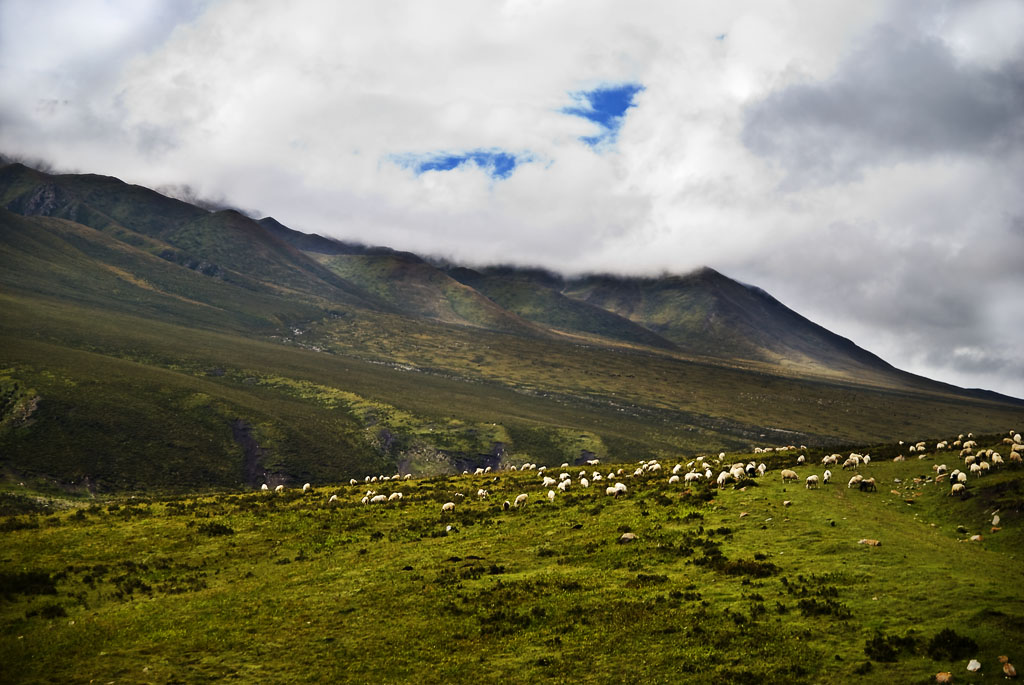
xmin=999 ymin=656 xmax=1010 ymax=664
xmin=1004 ymin=662 xmax=1017 ymax=678
xmin=993 ymin=514 xmax=1001 ymax=526
xmin=618 ymin=532 xmax=636 ymax=544
xmin=969 ymin=535 xmax=983 ymax=542
xmin=858 ymin=539 xmax=881 ymax=546
xmin=967 ymin=659 xmax=981 ymax=672
xmin=935 ymin=672 xmax=953 ymax=684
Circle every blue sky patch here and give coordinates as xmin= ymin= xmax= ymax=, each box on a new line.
xmin=398 ymin=149 xmax=527 ymax=180
xmin=562 ymin=83 xmax=645 ymax=147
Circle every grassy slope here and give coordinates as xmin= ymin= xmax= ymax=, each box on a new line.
xmin=445 ymin=266 xmax=679 ymax=350
xmin=0 ymin=210 xmax=327 ymax=332
xmin=1 ymin=436 xmax=1021 ymax=683
xmin=3 ymin=287 xmax=1022 ymax=495
xmin=561 ymin=269 xmax=908 ymax=384
xmin=315 ymin=253 xmax=547 ymax=335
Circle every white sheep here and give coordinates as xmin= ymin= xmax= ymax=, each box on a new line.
xmin=957 ymin=471 xmax=968 ymax=484
xmin=274 ymin=484 xmax=285 ymax=493
xmin=780 ymin=469 xmax=798 ymax=483
xmin=717 ymin=471 xmax=733 ymax=487
xmin=302 ymin=483 xmax=311 ymax=493
xmin=441 ymin=501 xmax=455 ymax=513
xmin=668 ymin=475 xmax=680 ymax=484
xmin=950 ymin=483 xmax=965 ymax=496
xmin=805 ymin=475 xmax=819 ymax=489
xmin=557 ymin=480 xmax=570 ymax=492
xmin=684 ymin=472 xmax=701 ymax=483
xmin=370 ymin=494 xmax=387 ymax=504
xmin=349 ymin=479 xmax=358 ymax=486
xmin=477 ymin=488 xmax=489 ymax=500
xmin=848 ymin=474 xmax=864 ymax=488
xmin=514 ymin=493 xmax=528 ymax=508
xmin=559 ymin=472 xmax=570 ymax=481
xmin=541 ymin=476 xmax=557 ymax=488
xmin=797 ymin=455 xmax=806 ymax=464
xmin=822 ymin=469 xmax=832 ymax=485
xmin=261 ymin=484 xmax=269 ymax=492
xmin=328 ymin=494 xmax=339 ymax=504
xmin=388 ymin=492 xmax=403 ymax=502
xmin=404 ymin=474 xmax=412 ymax=480
xmin=361 ymin=496 xmax=369 ymax=505
xmin=672 ymin=464 xmax=682 ymax=474
xmin=580 ymin=477 xmax=590 ymax=488
xmin=547 ymin=489 xmax=556 ymax=502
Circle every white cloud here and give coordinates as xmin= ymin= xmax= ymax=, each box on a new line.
xmin=1 ymin=0 xmax=1022 ymax=397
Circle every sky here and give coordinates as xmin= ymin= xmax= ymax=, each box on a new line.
xmin=1 ymin=0 xmax=1022 ymax=398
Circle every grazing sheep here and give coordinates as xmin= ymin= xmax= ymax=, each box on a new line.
xmin=513 ymin=493 xmax=528 ymax=508
xmin=957 ymin=471 xmax=968 ymax=484
xmin=349 ymin=479 xmax=358 ymax=486
xmin=797 ymin=455 xmax=806 ymax=464
xmin=969 ymin=463 xmax=982 ymax=476
xmin=302 ymin=483 xmax=312 ymax=493
xmin=580 ymin=477 xmax=590 ymax=488
xmin=893 ymin=455 xmax=905 ymax=462
xmin=862 ymin=455 xmax=871 ymax=465
xmin=717 ymin=471 xmax=734 ymax=487
xmin=261 ymin=484 xmax=269 ymax=492
xmin=848 ymin=474 xmax=864 ymax=488
xmin=858 ymin=477 xmax=876 ymax=492
xmin=541 ymin=476 xmax=557 ymax=488
xmin=477 ymin=489 xmax=489 ymax=500
xmin=370 ymin=494 xmax=387 ymax=504
xmin=361 ymin=496 xmax=369 ymax=505
xmin=274 ymin=484 xmax=285 ymax=493
xmin=388 ymin=492 xmax=403 ymax=502
xmin=559 ymin=472 xmax=570 ymax=481
xmin=557 ymin=480 xmax=570 ymax=492
xmin=823 ymin=469 xmax=832 ymax=485
xmin=441 ymin=502 xmax=455 ymax=513
xmin=780 ymin=469 xmax=798 ymax=483
xmin=684 ymin=472 xmax=701 ymax=483
xmin=668 ymin=475 xmax=680 ymax=484
xmin=502 ymin=500 xmax=511 ymax=510
xmin=328 ymin=494 xmax=339 ymax=504
xmin=605 ymin=486 xmax=618 ymax=497
xmin=842 ymin=457 xmax=860 ymax=470
xmin=805 ymin=475 xmax=819 ymax=489
xmin=547 ymin=490 xmax=556 ymax=502
xmin=404 ymin=474 xmax=412 ymax=480
xmin=672 ymin=464 xmax=683 ymax=474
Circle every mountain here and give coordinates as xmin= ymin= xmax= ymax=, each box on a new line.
xmin=1 ymin=161 xmax=1021 ymax=493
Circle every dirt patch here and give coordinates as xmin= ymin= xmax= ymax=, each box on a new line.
xmin=231 ymin=419 xmax=270 ymax=489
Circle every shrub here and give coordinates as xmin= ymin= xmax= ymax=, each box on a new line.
xmin=196 ymin=522 xmax=235 ymax=536
xmin=926 ymin=628 xmax=977 ymax=661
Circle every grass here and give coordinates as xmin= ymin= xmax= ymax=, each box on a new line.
xmin=1 ymin=434 xmax=1021 ymax=683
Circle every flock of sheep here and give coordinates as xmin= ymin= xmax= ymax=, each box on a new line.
xmin=258 ymin=430 xmax=1022 ymax=515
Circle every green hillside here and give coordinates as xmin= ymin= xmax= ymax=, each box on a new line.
xmin=0 ymin=162 xmax=1021 ymax=496
xmin=446 ymin=266 xmax=678 ymax=349
xmin=2 ymin=435 xmax=1022 ymax=683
